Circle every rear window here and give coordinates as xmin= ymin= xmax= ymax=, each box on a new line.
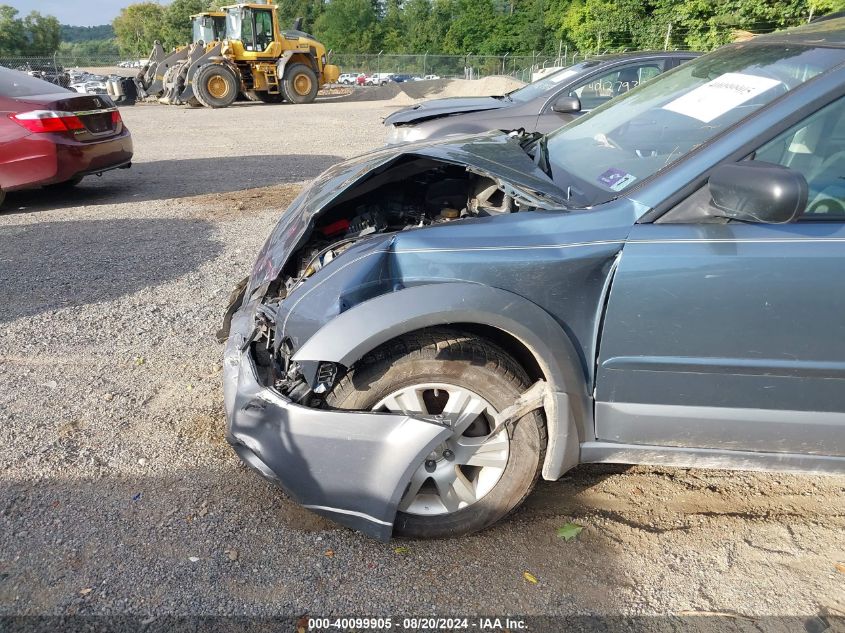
xmin=0 ymin=67 xmax=69 ymax=98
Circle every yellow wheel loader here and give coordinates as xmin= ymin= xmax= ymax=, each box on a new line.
xmin=123 ymin=1 xmax=339 ymax=108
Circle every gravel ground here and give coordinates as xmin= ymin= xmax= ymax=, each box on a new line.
xmin=1 ymin=101 xmax=844 ymax=627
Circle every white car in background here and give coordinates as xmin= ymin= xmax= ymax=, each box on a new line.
xmin=338 ymin=73 xmax=358 ymax=84
xmin=367 ymin=73 xmax=393 ymax=85
xmin=70 ymin=80 xmax=108 ymax=95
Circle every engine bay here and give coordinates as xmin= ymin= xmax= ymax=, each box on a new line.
xmin=278 ymin=158 xmax=521 ymax=296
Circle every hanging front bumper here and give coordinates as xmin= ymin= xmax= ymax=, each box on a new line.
xmin=222 ymin=307 xmax=452 ymax=540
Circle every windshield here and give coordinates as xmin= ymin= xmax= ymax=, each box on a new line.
xmin=225 ymin=10 xmax=244 ymax=40
xmin=508 ymin=59 xmax=603 ymax=103
xmin=546 ymin=43 xmax=845 ymax=207
xmin=192 ymin=17 xmax=212 ymax=43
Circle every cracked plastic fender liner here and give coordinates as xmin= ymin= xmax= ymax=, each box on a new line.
xmin=225 ymin=337 xmax=452 ymax=540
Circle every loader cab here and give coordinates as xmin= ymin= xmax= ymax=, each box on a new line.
xmin=191 ymin=13 xmax=226 ymax=44
xmin=224 ymin=4 xmax=279 ymax=54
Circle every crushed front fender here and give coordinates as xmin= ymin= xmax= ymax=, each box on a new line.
xmin=223 ymin=308 xmax=452 ymax=540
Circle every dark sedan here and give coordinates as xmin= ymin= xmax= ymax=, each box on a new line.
xmin=0 ymin=67 xmax=133 ymax=207
xmin=385 ymin=51 xmax=698 ymax=143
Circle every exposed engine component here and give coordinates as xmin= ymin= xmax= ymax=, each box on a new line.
xmin=347 ymin=209 xmax=389 ymax=237
xmin=469 ymin=181 xmax=514 ymax=215
xmin=247 ymin=159 xmax=534 ymax=404
xmin=276 ymin=160 xmax=518 ymax=296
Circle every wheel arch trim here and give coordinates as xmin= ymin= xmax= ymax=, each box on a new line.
xmin=291 ymin=282 xmax=589 ymax=479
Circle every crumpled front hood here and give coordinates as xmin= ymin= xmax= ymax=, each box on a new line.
xmin=246 ymin=132 xmax=569 ymax=298
xmin=383 ymin=96 xmax=507 ymax=126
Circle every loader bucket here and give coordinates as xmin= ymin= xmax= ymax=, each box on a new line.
xmin=135 ymin=41 xmax=166 ymax=98
xmin=146 ymin=45 xmax=191 ymax=97
xmin=158 ymin=61 xmax=190 ymax=104
xmin=179 ymin=42 xmax=223 ymax=105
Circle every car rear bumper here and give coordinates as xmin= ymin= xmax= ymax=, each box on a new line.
xmin=0 ymin=128 xmax=133 ymax=191
xmin=223 ymin=303 xmax=451 ymax=540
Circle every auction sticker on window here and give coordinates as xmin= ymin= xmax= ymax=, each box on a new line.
xmin=662 ymin=72 xmax=782 ymax=123
xmin=598 ymin=168 xmax=637 ymax=191
xmin=548 ymin=69 xmax=578 ymax=83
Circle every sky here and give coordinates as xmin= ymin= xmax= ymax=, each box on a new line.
xmin=5 ymin=0 xmax=147 ymax=26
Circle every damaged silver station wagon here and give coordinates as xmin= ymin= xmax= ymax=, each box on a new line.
xmin=222 ymin=19 xmax=845 ymax=540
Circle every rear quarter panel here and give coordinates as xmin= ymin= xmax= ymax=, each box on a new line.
xmin=0 ymin=106 xmax=57 ymax=190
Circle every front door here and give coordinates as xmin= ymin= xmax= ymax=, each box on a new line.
xmin=595 ymin=96 xmax=845 ymax=456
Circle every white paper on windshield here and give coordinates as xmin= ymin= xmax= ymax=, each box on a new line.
xmin=548 ymin=69 xmax=578 ymax=83
xmin=662 ymin=72 xmax=781 ymax=123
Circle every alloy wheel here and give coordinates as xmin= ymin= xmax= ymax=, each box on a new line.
xmin=373 ymin=383 xmax=510 ymax=515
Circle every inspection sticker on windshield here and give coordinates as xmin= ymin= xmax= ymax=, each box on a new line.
xmin=598 ymin=168 xmax=637 ymax=192
xmin=662 ymin=72 xmax=781 ymax=123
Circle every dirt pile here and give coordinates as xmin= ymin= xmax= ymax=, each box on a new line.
xmin=331 ymin=75 xmax=526 ymax=106
xmin=401 ymin=76 xmax=524 ymax=99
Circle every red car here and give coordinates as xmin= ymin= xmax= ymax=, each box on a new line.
xmin=0 ymin=67 xmax=133 ymax=207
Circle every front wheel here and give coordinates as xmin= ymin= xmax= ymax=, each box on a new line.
xmin=325 ymin=328 xmax=546 ymax=538
xmin=194 ymin=64 xmax=239 ymax=108
xmin=282 ymin=63 xmax=318 ymax=104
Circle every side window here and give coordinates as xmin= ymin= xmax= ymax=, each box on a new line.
xmin=241 ymin=8 xmax=255 ymax=50
xmin=753 ymin=96 xmax=845 ymax=218
xmin=660 ymin=95 xmax=845 ymax=224
xmin=254 ymin=10 xmax=274 ymax=51
xmin=567 ymin=61 xmax=665 ymax=110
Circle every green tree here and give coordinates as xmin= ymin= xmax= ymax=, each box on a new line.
xmin=489 ymin=0 xmax=547 ymax=55
xmin=112 ymin=2 xmax=167 ymax=57
xmin=0 ymin=5 xmax=61 ymax=55
xmin=22 ymin=11 xmax=61 ymax=52
xmin=379 ymin=0 xmax=405 ymax=51
xmin=314 ymin=0 xmax=379 ymax=51
xmin=441 ymin=0 xmax=498 ymax=54
xmin=162 ymin=0 xmax=207 ymax=48
xmin=399 ymin=0 xmax=433 ymax=52
xmin=423 ymin=0 xmax=454 ymax=52
xmin=0 ymin=5 xmax=26 ymax=55
xmin=60 ymin=24 xmax=115 ymax=43
xmin=276 ymin=0 xmax=325 ymax=32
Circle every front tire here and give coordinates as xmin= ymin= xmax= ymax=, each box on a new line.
xmin=326 ymin=328 xmax=546 ymax=538
xmin=194 ymin=64 xmax=239 ymax=108
xmin=282 ymin=63 xmax=318 ymax=104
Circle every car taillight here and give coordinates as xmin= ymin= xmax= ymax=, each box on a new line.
xmin=111 ymin=110 xmax=122 ymax=126
xmin=9 ymin=110 xmax=85 ymax=133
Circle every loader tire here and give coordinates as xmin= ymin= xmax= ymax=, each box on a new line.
xmin=282 ymin=64 xmax=318 ymax=104
xmin=194 ymin=64 xmax=239 ymax=109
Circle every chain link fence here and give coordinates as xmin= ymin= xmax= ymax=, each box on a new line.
xmin=327 ymin=50 xmax=697 ymax=82
xmin=1 ymin=48 xmax=699 ymax=84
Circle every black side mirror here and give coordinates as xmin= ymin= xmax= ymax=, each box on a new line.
xmin=292 ymin=17 xmax=303 ymax=31
xmin=708 ymin=161 xmax=808 ymax=224
xmin=552 ymin=95 xmax=581 ymax=114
